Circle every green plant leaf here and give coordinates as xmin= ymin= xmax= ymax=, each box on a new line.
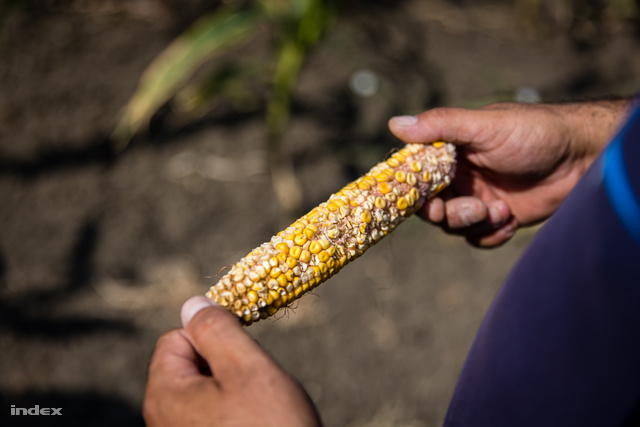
xmin=112 ymin=5 xmax=264 ymax=147
xmin=266 ymin=0 xmax=335 ymax=143
xmin=173 ymin=60 xmax=266 ymax=118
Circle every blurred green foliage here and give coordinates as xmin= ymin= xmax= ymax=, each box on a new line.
xmin=112 ymin=0 xmax=335 ymax=211
xmin=112 ymin=0 xmax=335 ymax=148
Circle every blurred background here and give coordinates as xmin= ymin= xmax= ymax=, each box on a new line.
xmin=0 ymin=0 xmax=639 ymax=425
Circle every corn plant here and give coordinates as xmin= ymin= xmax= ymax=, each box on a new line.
xmin=113 ymin=0 xmax=336 ymax=212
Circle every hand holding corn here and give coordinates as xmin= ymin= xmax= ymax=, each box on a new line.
xmin=144 ymin=297 xmax=322 ymax=427
xmin=207 ymin=142 xmax=456 ymax=325
xmin=389 ymin=101 xmax=631 ymax=247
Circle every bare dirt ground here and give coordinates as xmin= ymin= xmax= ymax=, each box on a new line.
xmin=1 ymin=1 xmax=639 ymax=426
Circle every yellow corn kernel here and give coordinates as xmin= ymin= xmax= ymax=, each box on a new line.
xmin=303 ymin=228 xmax=315 ymax=239
xmin=410 ymin=161 xmax=422 ymax=173
xmin=375 ymin=172 xmax=390 ymax=182
xmin=268 ymin=289 xmax=279 ymax=302
xmin=357 ymin=179 xmax=371 ymax=190
xmin=277 ymin=274 xmax=288 ymax=288
xmin=318 ymin=251 xmax=330 ymax=263
xmin=309 ymin=241 xmax=323 ymax=254
xmin=289 ymin=245 xmax=302 ymax=259
xmin=294 ymin=233 xmax=307 ymax=246
xmin=410 ymin=187 xmax=420 ymax=202
xmin=397 ymin=197 xmax=409 ymax=210
xmin=300 ymin=249 xmax=311 ymax=263
xmin=406 ymin=172 xmax=417 ymax=186
xmin=256 ymin=266 xmax=268 ymax=279
xmin=398 ymin=147 xmax=411 ymax=157
xmin=269 ymin=267 xmax=281 ymax=278
xmin=406 ymin=193 xmax=415 ymax=207
xmin=327 ymin=202 xmax=339 ymax=212
xmin=275 ymin=242 xmax=289 ymax=253
xmin=247 ymin=291 xmax=259 ymax=303
xmin=393 ymin=153 xmax=406 ymax=164
xmin=285 ymin=269 xmax=295 ymax=282
xmin=379 ymin=182 xmax=392 ymax=194
xmin=286 ymin=256 xmax=297 ymax=269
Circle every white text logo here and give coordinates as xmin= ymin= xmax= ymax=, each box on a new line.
xmin=11 ymin=405 xmax=63 ymax=416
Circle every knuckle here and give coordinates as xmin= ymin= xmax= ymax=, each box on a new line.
xmin=421 ymin=107 xmax=455 ymax=123
xmin=155 ymin=330 xmax=176 ymax=348
xmin=189 ymin=306 xmax=239 ymax=343
xmin=148 ymin=330 xmax=181 ymax=373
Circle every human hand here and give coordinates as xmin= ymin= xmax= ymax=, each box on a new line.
xmin=389 ymin=100 xmax=629 ymax=247
xmin=143 ymin=296 xmax=322 ymax=427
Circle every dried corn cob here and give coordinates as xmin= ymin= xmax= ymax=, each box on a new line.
xmin=206 ymin=142 xmax=456 ymax=325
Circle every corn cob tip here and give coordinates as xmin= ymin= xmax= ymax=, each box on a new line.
xmin=206 ymin=142 xmax=456 ymax=325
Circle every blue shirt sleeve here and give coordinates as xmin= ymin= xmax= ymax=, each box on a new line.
xmin=444 ymin=103 xmax=640 ymax=427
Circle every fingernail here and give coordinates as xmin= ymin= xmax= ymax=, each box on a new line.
xmin=500 ymin=221 xmax=518 ymax=238
xmin=391 ymin=115 xmax=418 ymax=126
xmin=181 ymin=296 xmax=218 ymax=328
xmin=459 ymin=205 xmax=481 ymax=226
xmin=488 ymin=204 xmax=505 ymax=227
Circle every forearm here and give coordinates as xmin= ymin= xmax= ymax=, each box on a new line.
xmin=555 ymin=98 xmax=632 ymax=170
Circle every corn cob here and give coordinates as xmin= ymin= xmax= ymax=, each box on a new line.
xmin=206 ymin=142 xmax=456 ymax=325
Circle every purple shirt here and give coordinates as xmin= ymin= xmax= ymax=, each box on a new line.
xmin=444 ymin=103 xmax=640 ymax=426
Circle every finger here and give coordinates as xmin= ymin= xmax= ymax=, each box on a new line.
xmin=443 ymin=197 xmax=490 ymax=229
xmin=144 ymin=330 xmax=218 ymax=427
xmin=485 ymin=199 xmax=511 ymax=228
xmin=421 ymin=197 xmax=445 ymax=223
xmin=466 ymin=216 xmax=519 ymax=248
xmin=388 ymin=107 xmax=484 ymax=145
xmin=148 ymin=330 xmax=203 ymax=384
xmin=445 ymin=197 xmax=512 ymax=230
xmin=420 ymin=196 xmax=516 ymax=248
xmin=182 ymin=296 xmax=274 ymax=383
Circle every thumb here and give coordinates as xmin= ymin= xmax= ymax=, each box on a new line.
xmin=388 ymin=107 xmax=484 ymax=145
xmin=180 ymin=296 xmax=273 ymax=382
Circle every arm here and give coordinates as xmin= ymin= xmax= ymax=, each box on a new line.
xmin=389 ymin=100 xmax=631 ymax=247
xmin=143 ymin=296 xmax=322 ymax=427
